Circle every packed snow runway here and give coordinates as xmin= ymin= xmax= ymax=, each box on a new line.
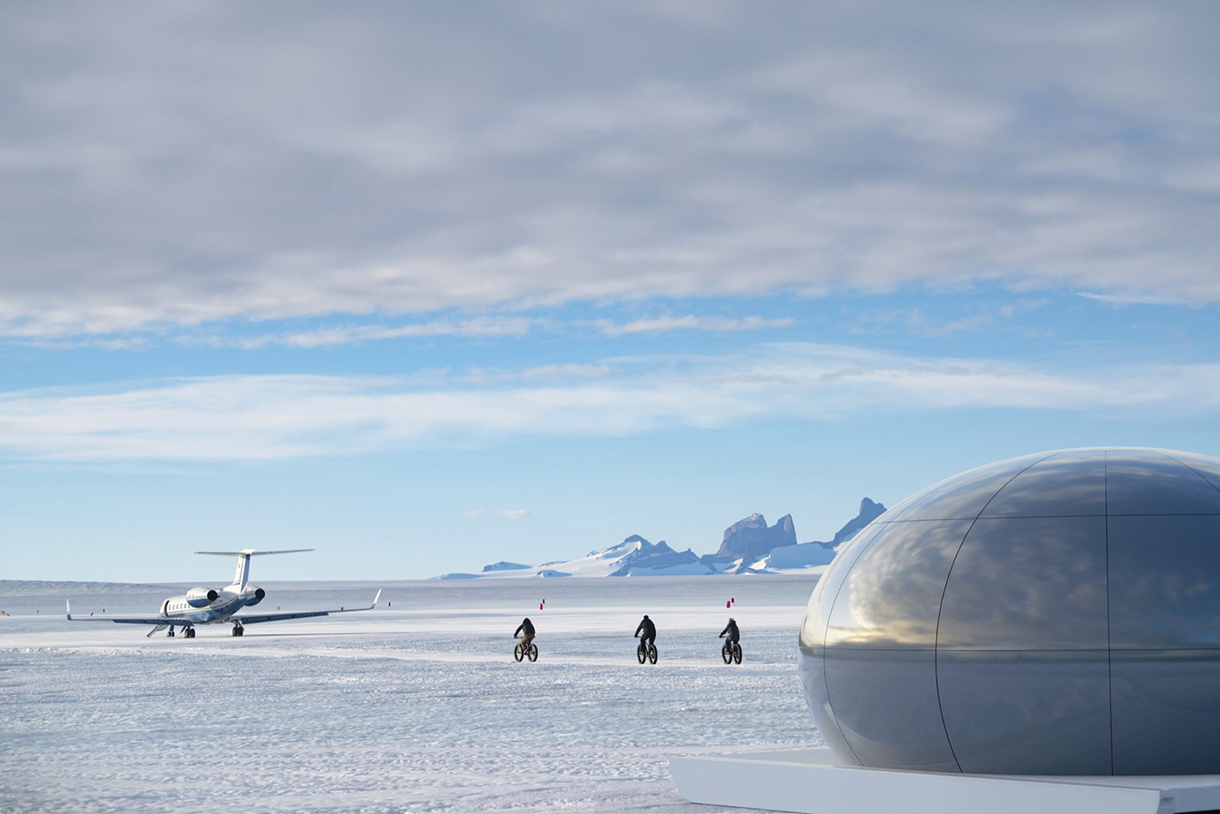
xmin=0 ymin=576 xmax=823 ymax=813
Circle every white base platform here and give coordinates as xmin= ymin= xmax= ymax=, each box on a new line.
xmin=669 ymin=748 xmax=1220 ymax=814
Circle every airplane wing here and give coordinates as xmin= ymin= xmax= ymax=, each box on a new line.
xmin=234 ymin=590 xmax=381 ymax=625
xmin=66 ymin=600 xmax=191 ymax=626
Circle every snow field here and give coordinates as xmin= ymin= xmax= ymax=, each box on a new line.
xmin=0 ymin=577 xmax=822 ymax=813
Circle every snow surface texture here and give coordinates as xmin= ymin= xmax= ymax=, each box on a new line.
xmin=0 ymin=577 xmax=822 ymax=813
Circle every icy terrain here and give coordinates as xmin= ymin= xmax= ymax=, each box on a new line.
xmin=0 ymin=576 xmax=822 ymax=813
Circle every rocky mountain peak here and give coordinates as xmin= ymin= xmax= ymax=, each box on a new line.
xmin=830 ymin=498 xmax=886 ymax=545
xmin=716 ymin=512 xmax=797 ymax=561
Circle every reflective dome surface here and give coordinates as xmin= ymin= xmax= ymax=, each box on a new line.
xmin=798 ymin=448 xmax=1220 ymax=776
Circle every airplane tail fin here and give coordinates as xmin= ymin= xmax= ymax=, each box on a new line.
xmin=195 ymin=549 xmax=315 ymax=591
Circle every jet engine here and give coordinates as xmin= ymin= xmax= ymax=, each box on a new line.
xmin=185 ymin=587 xmax=219 ymax=608
xmin=242 ymin=585 xmax=266 ymax=606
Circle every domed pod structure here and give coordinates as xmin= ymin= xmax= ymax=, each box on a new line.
xmin=798 ymin=448 xmax=1220 ymax=776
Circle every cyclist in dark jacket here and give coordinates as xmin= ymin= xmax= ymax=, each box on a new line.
xmin=634 ymin=614 xmax=656 ymax=650
xmin=719 ymin=618 xmax=739 ymax=644
xmin=514 ymin=617 xmax=535 ymax=648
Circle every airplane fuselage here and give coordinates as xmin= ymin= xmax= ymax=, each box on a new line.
xmin=160 ymin=584 xmax=256 ymax=625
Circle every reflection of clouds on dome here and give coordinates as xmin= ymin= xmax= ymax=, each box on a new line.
xmin=799 ymin=447 xmax=1220 ymax=776
xmin=886 ymin=453 xmax=1044 ymax=522
xmin=798 ymin=524 xmax=882 ymax=652
xmin=936 ymin=650 xmax=1112 ymax=776
xmin=981 ymin=451 xmax=1106 ymax=517
xmin=827 ymin=520 xmax=970 ymax=648
xmin=1109 ymin=514 xmax=1220 ymax=648
xmin=939 ymin=517 xmax=1108 ymax=650
xmin=1105 ymin=451 xmax=1220 ymax=515
xmin=1172 ymin=453 xmax=1220 ymax=491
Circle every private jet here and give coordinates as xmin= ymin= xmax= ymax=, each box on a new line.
xmin=66 ymin=549 xmax=380 ymax=638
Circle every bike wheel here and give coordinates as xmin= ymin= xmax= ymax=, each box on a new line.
xmin=527 ymin=642 xmax=538 ymax=662
xmin=733 ymin=643 xmax=742 ymax=665
xmin=722 ymin=643 xmax=732 ymax=664
xmin=514 ymin=642 xmax=525 ymax=662
xmin=637 ymin=643 xmax=646 ymax=664
xmin=648 ymin=644 xmax=658 ymax=664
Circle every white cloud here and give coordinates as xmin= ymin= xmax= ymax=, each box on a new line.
xmin=2 ymin=345 xmax=1220 ymax=462
xmin=854 ymin=299 xmax=1050 ymax=338
xmin=2 ymin=3 xmax=1220 ymax=339
xmin=596 ymin=315 xmax=794 ymax=337
xmin=1075 ymin=291 xmax=1193 ymax=307
xmin=172 ymin=313 xmax=789 ymax=349
xmin=465 ymin=507 xmax=530 ymax=520
xmin=184 ymin=317 xmax=541 ymax=350
xmin=1165 ymin=160 xmax=1220 ymax=194
xmin=754 ymin=49 xmax=1010 ymax=145
xmin=517 ymin=364 xmax=615 ymax=382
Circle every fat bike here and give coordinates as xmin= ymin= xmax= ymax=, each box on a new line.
xmin=514 ymin=638 xmax=538 ymax=662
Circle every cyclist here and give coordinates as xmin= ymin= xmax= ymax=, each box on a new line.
xmin=514 ymin=617 xmax=535 ymax=650
xmin=719 ymin=617 xmax=740 ymax=646
xmin=634 ymin=614 xmax=656 ymax=653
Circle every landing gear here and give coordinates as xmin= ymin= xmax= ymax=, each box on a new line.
xmin=167 ymin=627 xmax=175 ymax=638
xmin=184 ymin=627 xmax=196 ymax=639
xmin=231 ymin=621 xmax=245 ymax=637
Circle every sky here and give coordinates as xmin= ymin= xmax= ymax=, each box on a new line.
xmin=3 ymin=1 xmax=1220 ymax=582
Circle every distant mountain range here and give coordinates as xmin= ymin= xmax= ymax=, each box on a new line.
xmin=437 ymin=498 xmax=887 ymax=579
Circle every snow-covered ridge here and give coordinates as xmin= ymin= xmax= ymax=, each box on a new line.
xmin=438 ymin=498 xmax=886 ymax=579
